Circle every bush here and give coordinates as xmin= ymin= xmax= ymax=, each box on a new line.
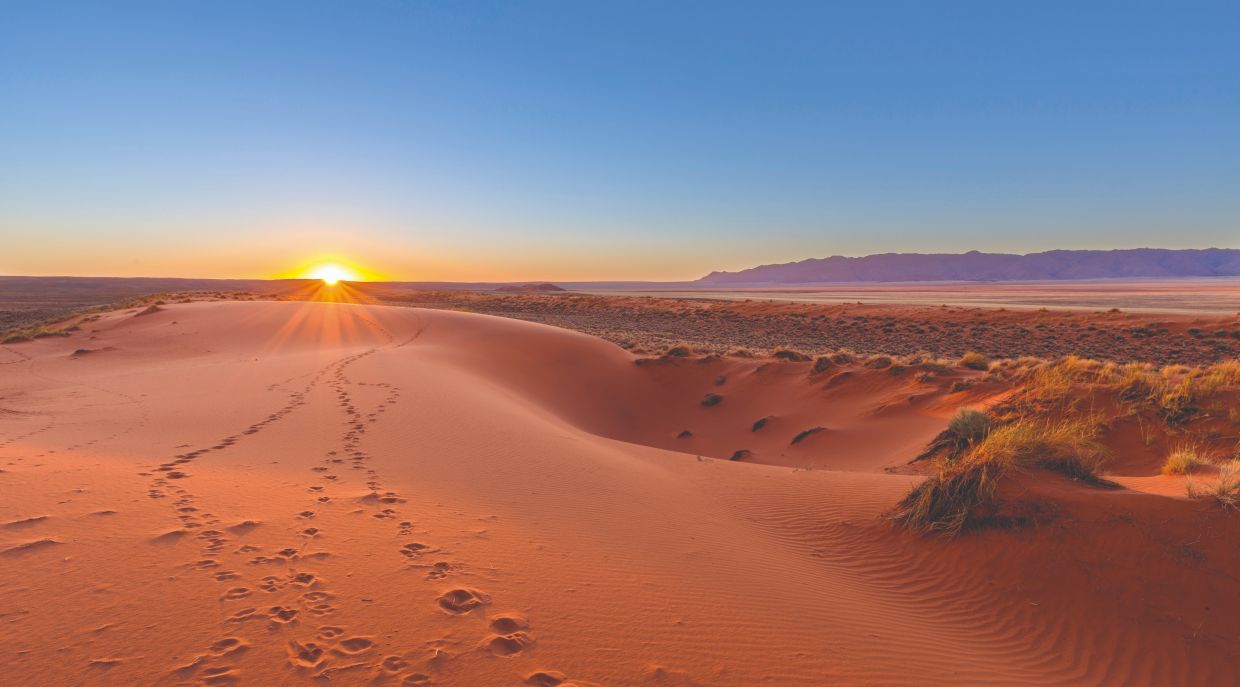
xmin=790 ymin=427 xmax=825 ymax=445
xmin=700 ymin=393 xmax=723 ymax=407
xmin=865 ymin=355 xmax=892 ymax=369
xmin=959 ymin=351 xmax=991 ymax=371
xmin=1212 ymin=461 xmax=1240 ymax=509
xmin=894 ymin=416 xmax=1109 ymax=535
xmin=773 ymin=349 xmax=810 ymax=362
xmin=1162 ymin=445 xmax=1205 ymax=475
xmin=812 ymin=357 xmax=832 ymax=374
xmin=665 ymin=344 xmax=692 ymax=357
xmin=913 ymin=408 xmax=991 ymax=462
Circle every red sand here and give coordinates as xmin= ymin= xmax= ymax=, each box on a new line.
xmin=2 ymin=300 xmax=1237 ymax=686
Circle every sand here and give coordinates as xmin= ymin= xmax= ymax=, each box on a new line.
xmin=2 ymin=300 xmax=1237 ymax=686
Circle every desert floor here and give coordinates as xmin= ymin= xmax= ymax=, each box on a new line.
xmin=2 ymin=300 xmax=1238 ymax=686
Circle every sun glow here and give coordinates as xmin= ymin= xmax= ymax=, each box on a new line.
xmin=304 ymin=263 xmax=358 ymax=285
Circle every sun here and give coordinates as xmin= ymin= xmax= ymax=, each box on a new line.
xmin=305 ymin=263 xmax=356 ymax=286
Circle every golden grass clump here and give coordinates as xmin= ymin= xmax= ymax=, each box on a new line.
xmin=959 ymin=351 xmax=991 ymax=371
xmin=894 ymin=416 xmax=1108 ymax=535
xmin=1212 ymin=461 xmax=1240 ymax=509
xmin=1162 ymin=445 xmax=1206 ymax=475
xmin=913 ymin=408 xmax=991 ymax=462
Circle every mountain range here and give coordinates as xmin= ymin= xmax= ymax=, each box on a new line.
xmin=697 ymin=248 xmax=1240 ymax=285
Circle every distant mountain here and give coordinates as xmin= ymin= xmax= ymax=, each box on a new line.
xmin=698 ymin=249 xmax=1240 ymax=285
xmin=496 ymin=282 xmax=567 ymax=293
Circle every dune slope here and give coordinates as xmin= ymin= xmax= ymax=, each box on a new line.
xmin=1 ymin=301 xmax=1236 ymax=686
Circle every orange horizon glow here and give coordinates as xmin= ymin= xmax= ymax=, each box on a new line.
xmin=279 ymin=258 xmax=381 ymax=284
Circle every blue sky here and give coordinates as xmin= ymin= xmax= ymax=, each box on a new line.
xmin=2 ymin=1 xmax=1237 ymax=280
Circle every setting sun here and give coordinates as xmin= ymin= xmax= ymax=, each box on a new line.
xmin=304 ymin=263 xmax=358 ymax=285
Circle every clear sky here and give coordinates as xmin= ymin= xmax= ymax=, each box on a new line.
xmin=2 ymin=1 xmax=1237 ymax=281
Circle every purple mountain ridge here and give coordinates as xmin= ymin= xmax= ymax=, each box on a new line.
xmin=697 ymin=249 xmax=1240 ymax=285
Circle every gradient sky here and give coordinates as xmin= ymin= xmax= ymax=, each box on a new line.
xmin=2 ymin=1 xmax=1238 ymax=281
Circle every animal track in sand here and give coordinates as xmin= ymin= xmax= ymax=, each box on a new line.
xmin=333 ymin=636 xmax=375 ymax=655
xmin=436 ymin=588 xmax=490 ymax=615
xmin=287 ymin=640 xmax=326 ymax=669
xmin=208 ymin=637 xmax=248 ymax=657
xmin=199 ymin=664 xmax=241 ymax=685
xmin=485 ymin=631 xmax=535 ymax=656
xmin=266 ymin=606 xmax=299 ymax=625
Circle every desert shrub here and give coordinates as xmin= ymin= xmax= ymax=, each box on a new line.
xmin=865 ymin=355 xmax=892 ymax=369
xmin=1197 ymin=360 xmax=1240 ymax=396
xmin=1162 ymin=445 xmax=1206 ymax=475
xmin=949 ymin=408 xmax=991 ymax=447
xmin=959 ymin=351 xmax=990 ymax=371
xmin=135 ymin=304 xmax=163 ymax=316
xmin=1158 ymin=380 xmax=1197 ymax=426
xmin=1117 ymin=364 xmax=1159 ymax=402
xmin=894 ymin=416 xmax=1108 ymax=535
xmin=665 ymin=344 xmax=692 ymax=357
xmin=751 ymin=417 xmax=769 ymax=431
xmin=773 ymin=349 xmax=810 ymax=362
xmin=913 ymin=408 xmax=991 ymax=462
xmin=700 ymin=393 xmax=723 ymax=407
xmin=812 ymin=357 xmax=832 ymax=374
xmin=829 ymin=350 xmax=855 ymax=365
xmin=729 ymin=449 xmax=752 ymax=461
xmin=1212 ymin=461 xmax=1240 ymax=509
xmin=790 ymin=427 xmax=825 ymax=445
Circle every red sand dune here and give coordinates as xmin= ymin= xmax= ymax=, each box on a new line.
xmin=1 ymin=300 xmax=1237 ymax=686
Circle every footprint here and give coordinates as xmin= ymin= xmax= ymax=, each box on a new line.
xmin=317 ymin=625 xmax=346 ymax=640
xmin=400 ymin=542 xmax=435 ymax=557
xmin=437 ymin=588 xmax=490 ymax=615
xmin=222 ymin=587 xmax=251 ymax=600
xmin=526 ymin=671 xmax=568 ymax=686
xmin=267 ymin=606 xmax=299 ymax=624
xmin=485 ymin=632 xmax=534 ymax=656
xmin=333 ymin=636 xmax=375 ymax=656
xmin=209 ymin=637 xmax=248 ymax=657
xmin=201 ymin=665 xmax=239 ymax=685
xmin=401 ymin=674 xmax=434 ymax=686
xmin=227 ymin=607 xmax=258 ymax=623
xmin=381 ymin=655 xmax=408 ymax=673
xmin=489 ymin=615 xmax=529 ymax=634
xmin=286 ymin=640 xmax=325 ymax=669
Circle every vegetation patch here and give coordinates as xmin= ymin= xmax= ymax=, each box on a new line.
xmin=893 ymin=416 xmax=1112 ymax=535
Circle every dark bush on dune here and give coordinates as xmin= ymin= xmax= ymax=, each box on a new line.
xmin=959 ymin=351 xmax=991 ymax=371
xmin=700 ymin=393 xmax=723 ymax=407
xmin=913 ymin=408 xmax=991 ymax=462
xmin=790 ymin=427 xmax=825 ymax=445
xmin=773 ymin=349 xmax=811 ymax=362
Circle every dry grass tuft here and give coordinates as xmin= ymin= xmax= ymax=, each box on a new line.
xmin=913 ymin=408 xmax=991 ymax=462
xmin=959 ymin=351 xmax=991 ymax=371
xmin=1162 ymin=445 xmax=1207 ymax=475
xmin=894 ymin=416 xmax=1109 ymax=535
xmin=1211 ymin=461 xmax=1240 ymax=509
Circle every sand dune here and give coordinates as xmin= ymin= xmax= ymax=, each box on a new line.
xmin=1 ymin=301 xmax=1236 ymax=686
